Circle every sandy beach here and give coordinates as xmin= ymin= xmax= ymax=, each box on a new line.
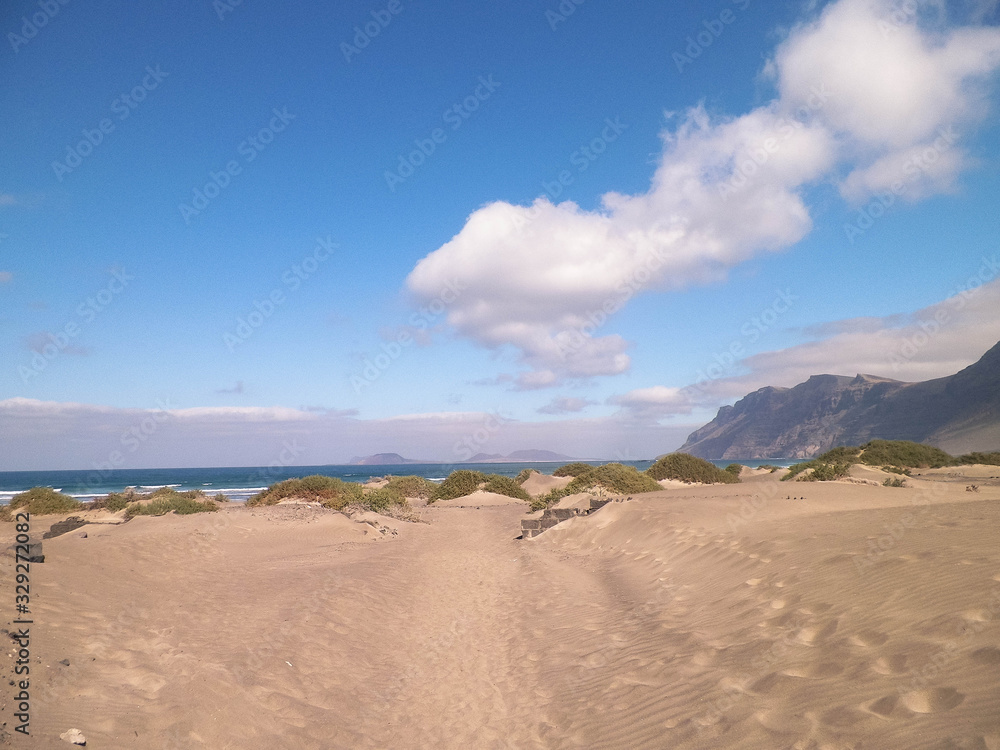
xmin=3 ymin=467 xmax=1000 ymax=749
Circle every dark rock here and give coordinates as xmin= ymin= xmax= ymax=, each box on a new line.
xmin=43 ymin=517 xmax=88 ymax=539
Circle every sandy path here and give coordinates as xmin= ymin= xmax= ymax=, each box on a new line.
xmin=12 ymin=503 xmax=646 ymax=749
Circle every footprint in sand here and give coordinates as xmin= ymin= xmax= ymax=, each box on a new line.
xmin=850 ymin=629 xmax=889 ymax=648
xmin=970 ymin=646 xmax=1000 ymax=665
xmin=781 ymin=661 xmax=844 ymax=679
xmin=900 ymin=687 xmax=965 ymax=713
xmin=797 ymin=618 xmax=839 ymax=645
xmin=872 ymin=654 xmax=908 ymax=675
xmin=866 ymin=694 xmax=899 ymax=717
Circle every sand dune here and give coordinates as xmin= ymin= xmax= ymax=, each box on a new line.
xmin=2 ymin=470 xmax=998 ymax=748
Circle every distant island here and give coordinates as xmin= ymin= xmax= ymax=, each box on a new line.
xmin=348 ymin=453 xmax=428 ymax=466
xmin=681 ymin=339 xmax=1000 ymax=460
xmin=349 ymin=449 xmax=575 ymax=465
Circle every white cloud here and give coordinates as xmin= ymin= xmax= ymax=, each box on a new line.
xmin=0 ymin=271 xmax=12 ymax=284
xmin=614 ymin=270 xmax=1000 ymax=421
xmin=405 ymin=0 xmax=1000 ymax=387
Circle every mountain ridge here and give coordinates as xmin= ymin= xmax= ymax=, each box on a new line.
xmin=679 ymin=340 xmax=1000 ymax=459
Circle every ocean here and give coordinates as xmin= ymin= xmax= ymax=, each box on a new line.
xmin=0 ymin=459 xmax=799 ymax=505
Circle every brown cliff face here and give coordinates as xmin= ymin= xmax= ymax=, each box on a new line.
xmin=679 ymin=341 xmax=1000 ymax=459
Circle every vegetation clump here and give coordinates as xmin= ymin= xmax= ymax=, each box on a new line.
xmin=247 ymin=475 xmax=365 ymax=509
xmin=646 ymin=453 xmax=741 ymax=484
xmin=429 ymin=470 xmax=531 ymax=503
xmin=883 ymin=477 xmax=907 ymax=488
xmin=125 ymin=489 xmax=219 ymax=517
xmin=957 ymin=451 xmax=1000 ymax=466
xmin=382 ymin=475 xmax=436 ymax=499
xmin=515 ymin=468 xmax=540 ymax=484
xmin=552 ymin=462 xmax=595 ymax=477
xmin=534 ymin=463 xmax=661 ymax=510
xmin=857 ymin=439 xmax=952 ymax=469
xmin=783 ymin=446 xmax=862 ymax=481
xmin=1 ymin=487 xmax=82 ymax=519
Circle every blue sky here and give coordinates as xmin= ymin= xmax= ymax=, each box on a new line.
xmin=2 ymin=0 xmax=1000 ymax=470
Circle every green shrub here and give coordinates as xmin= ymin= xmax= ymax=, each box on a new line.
xmin=383 ymin=475 xmax=436 ymax=499
xmin=725 ymin=463 xmax=744 ymax=477
xmin=758 ymin=464 xmax=782 ymax=473
xmin=360 ymin=487 xmax=407 ymax=514
xmin=515 ymin=468 xmax=540 ymax=484
xmin=552 ymin=462 xmax=595 ymax=478
xmin=429 ymin=470 xmax=487 ymax=502
xmin=647 ymin=453 xmax=740 ymax=484
xmin=783 ymin=446 xmax=862 ymax=481
xmin=126 ymin=494 xmax=218 ymax=517
xmin=796 ymin=462 xmax=853 ymax=482
xmin=6 ymin=487 xmax=82 ymax=516
xmin=858 ymin=440 xmax=953 ymax=469
xmin=884 ymin=466 xmax=911 ymax=476
xmin=482 ymin=474 xmax=531 ymax=501
xmin=956 ymin=451 xmax=1000 ymax=466
xmin=534 ymin=463 xmax=661 ymax=509
xmin=103 ymin=493 xmax=130 ymax=512
xmin=247 ymin=475 xmax=364 ymax=509
xmin=883 ymin=477 xmax=906 ymax=488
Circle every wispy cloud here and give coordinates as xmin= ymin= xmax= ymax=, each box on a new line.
xmin=537 ymin=396 xmax=597 ymax=415
xmin=215 ymin=380 xmax=245 ymax=395
xmin=614 ymin=272 xmax=1000 ymax=420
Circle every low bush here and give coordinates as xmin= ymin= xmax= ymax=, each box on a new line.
xmin=4 ymin=487 xmax=82 ymax=517
xmin=430 ymin=470 xmax=486 ymax=502
xmin=126 ymin=491 xmax=218 ymax=517
xmin=360 ymin=487 xmax=407 ymax=514
xmin=534 ymin=463 xmax=661 ymax=510
xmin=515 ymin=468 xmax=540 ymax=484
xmin=383 ymin=475 xmax=436 ymax=499
xmin=858 ymin=440 xmax=953 ymax=469
xmin=725 ymin=463 xmax=744 ymax=478
xmin=758 ymin=464 xmax=782 ymax=473
xmin=647 ymin=453 xmax=740 ymax=484
xmin=795 ymin=462 xmax=853 ymax=482
xmin=247 ymin=475 xmax=365 ymax=509
xmin=883 ymin=477 xmax=906 ymax=488
xmin=956 ymin=451 xmax=1000 ymax=466
xmin=552 ymin=462 xmax=595 ymax=478
xmin=483 ymin=474 xmax=531 ymax=501
xmin=783 ymin=446 xmax=862 ymax=481
xmin=883 ymin=466 xmax=911 ymax=476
